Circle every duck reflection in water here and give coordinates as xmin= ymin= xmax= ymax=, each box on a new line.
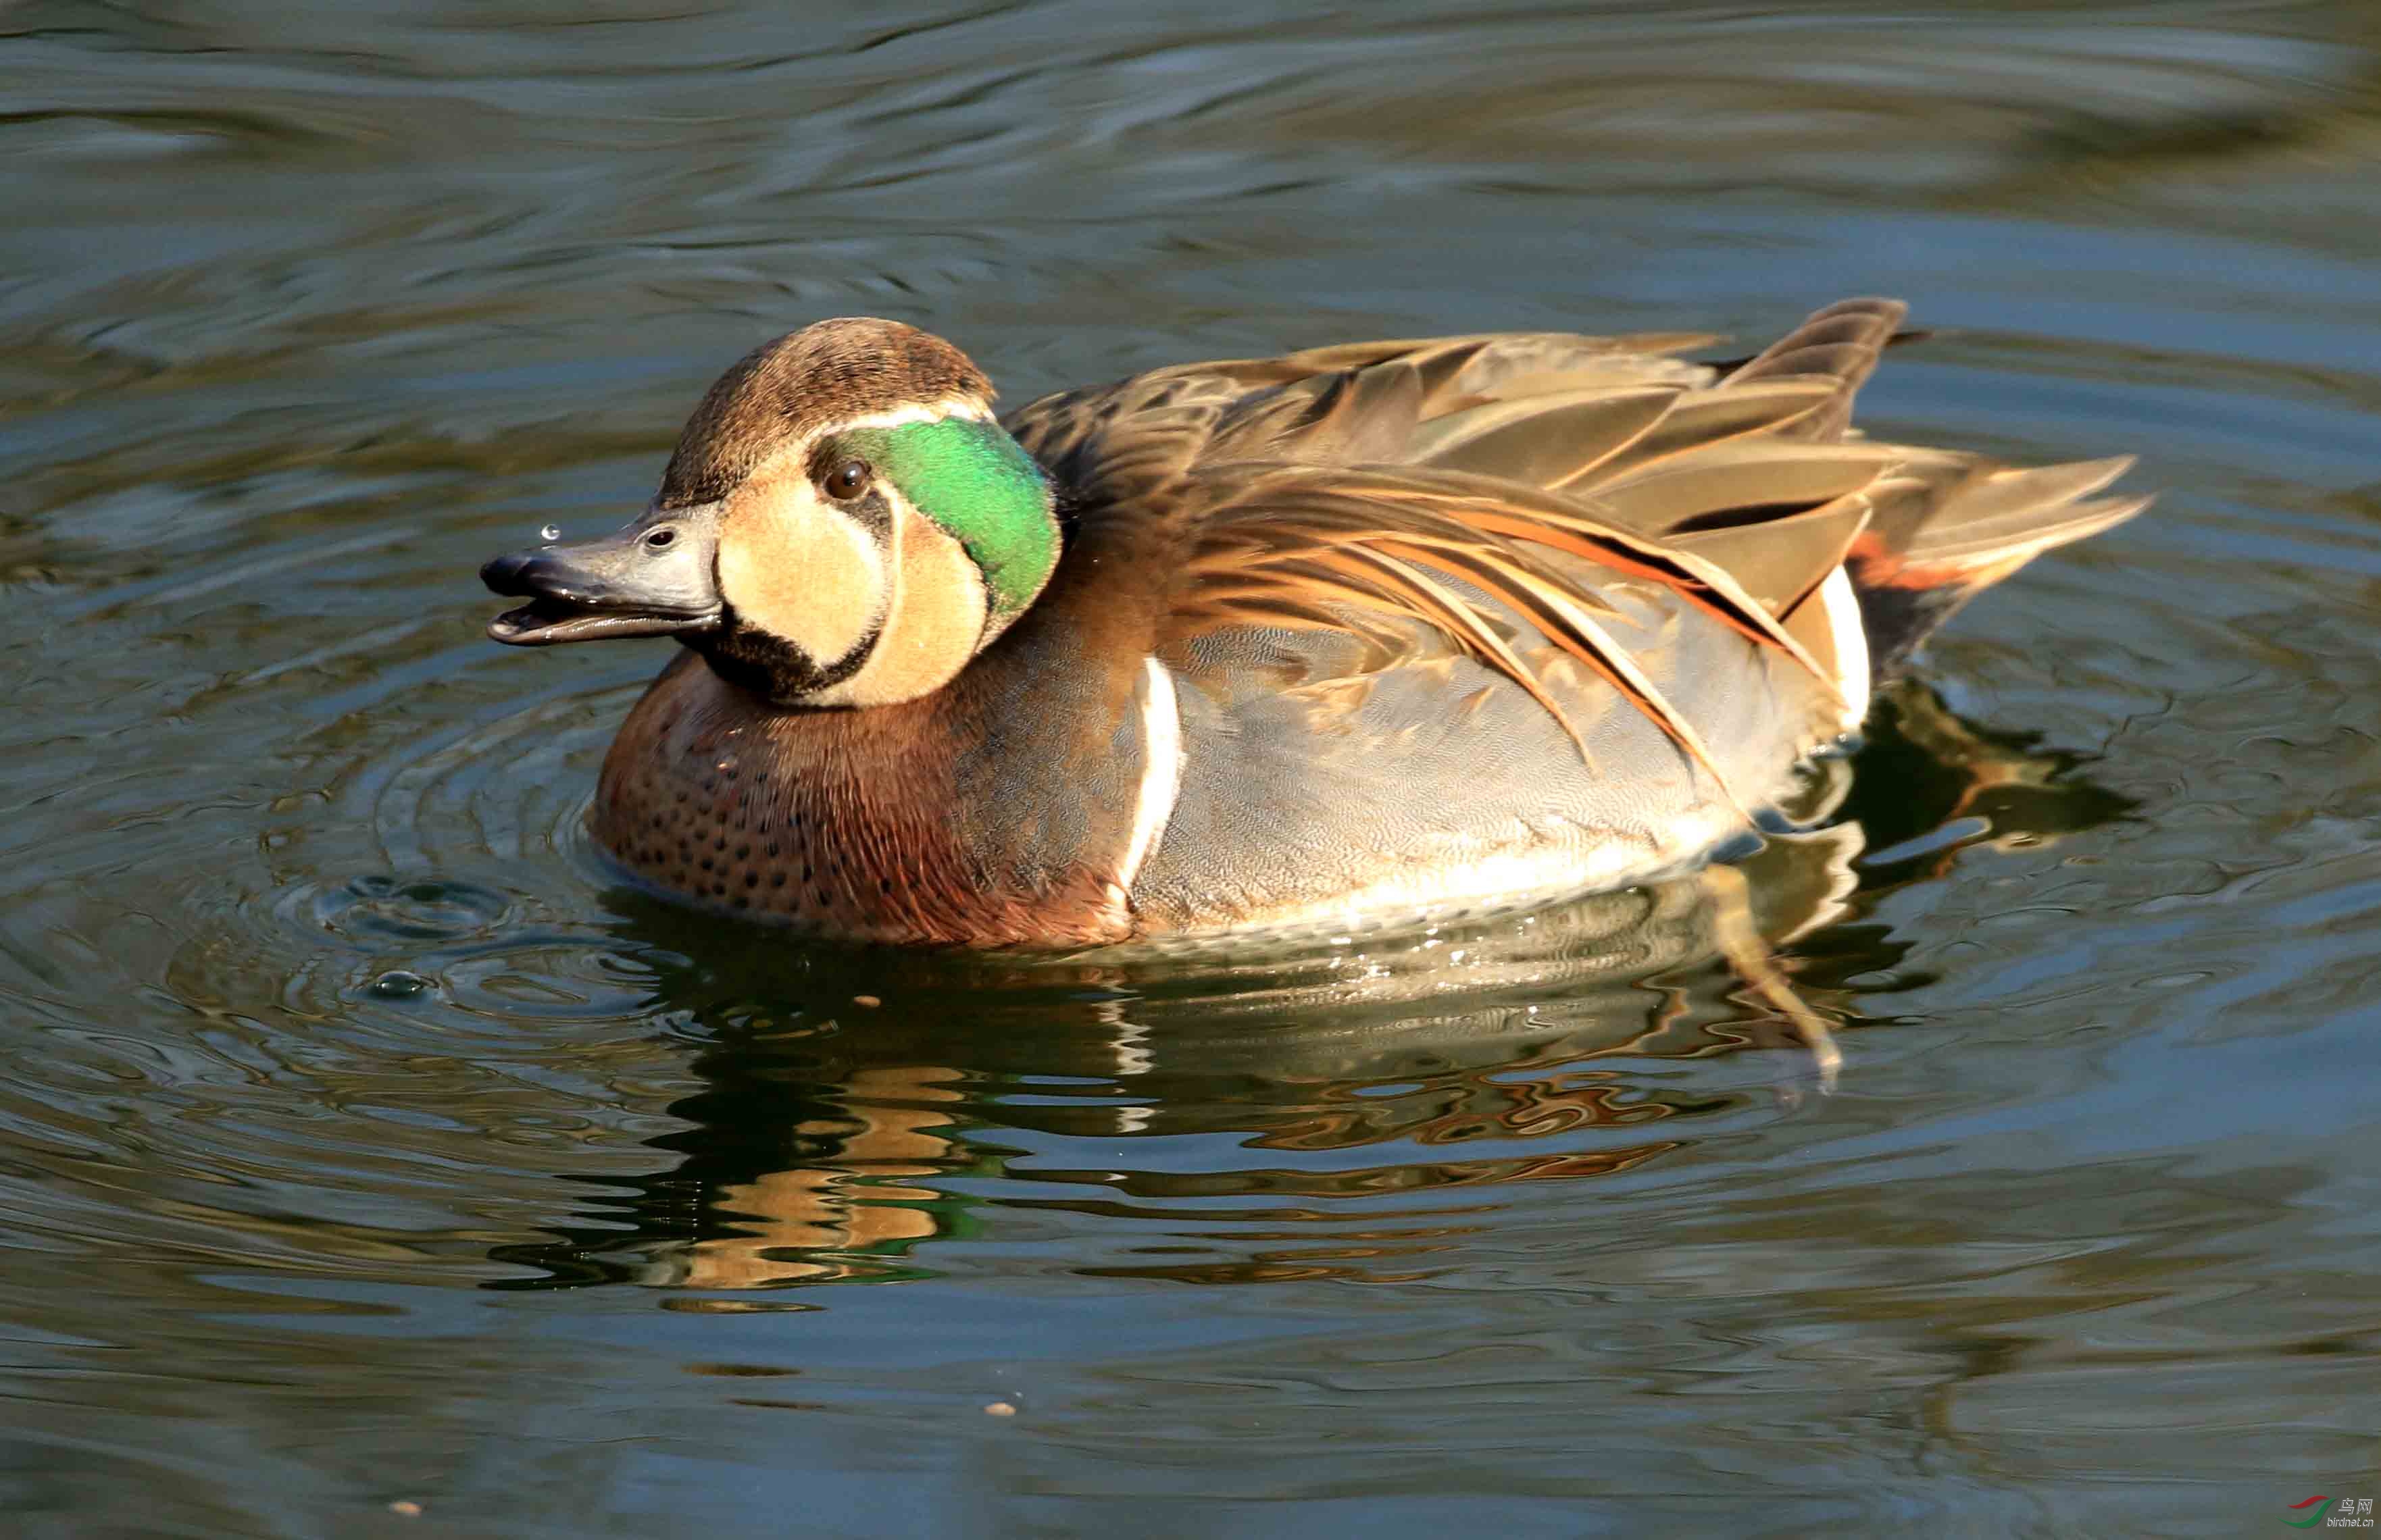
xmin=487 ymin=685 xmax=2132 ymax=1293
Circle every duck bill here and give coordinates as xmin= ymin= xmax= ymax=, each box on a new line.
xmin=482 ymin=503 xmax=724 ymax=646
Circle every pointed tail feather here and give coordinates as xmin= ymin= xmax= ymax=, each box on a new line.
xmin=1718 ymin=297 xmax=1909 ymax=442
xmin=1845 ymin=456 xmax=2149 ymax=676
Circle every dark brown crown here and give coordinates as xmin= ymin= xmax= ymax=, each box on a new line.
xmin=656 ymin=318 xmax=995 ymax=506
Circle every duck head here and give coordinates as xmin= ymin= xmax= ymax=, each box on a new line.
xmin=482 ymin=317 xmax=1060 ymax=707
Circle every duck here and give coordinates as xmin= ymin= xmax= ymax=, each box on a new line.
xmin=481 ymin=298 xmax=2145 ymax=948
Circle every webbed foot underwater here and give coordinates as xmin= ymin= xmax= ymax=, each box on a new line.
xmin=480 ymin=299 xmax=2146 ymax=946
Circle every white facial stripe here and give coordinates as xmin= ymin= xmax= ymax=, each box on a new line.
xmin=1117 ymin=658 xmax=1184 ymax=896
xmin=739 ymin=397 xmax=997 ymax=486
xmin=1818 ymin=565 xmax=1870 ymax=725
xmin=822 ymin=507 xmax=889 ymax=661
xmin=832 ymin=396 xmax=996 ymax=433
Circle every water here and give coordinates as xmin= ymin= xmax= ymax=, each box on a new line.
xmin=3 ymin=1 xmax=2379 ymax=1534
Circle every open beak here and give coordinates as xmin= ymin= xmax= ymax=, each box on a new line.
xmin=482 ymin=503 xmax=724 ymax=646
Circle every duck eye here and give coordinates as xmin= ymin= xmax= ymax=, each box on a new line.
xmin=643 ymin=527 xmax=676 ymax=550
xmin=823 ymin=460 xmax=870 ymax=501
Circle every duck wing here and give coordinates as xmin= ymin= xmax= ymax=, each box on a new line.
xmin=1004 ymin=298 xmax=2142 ymax=755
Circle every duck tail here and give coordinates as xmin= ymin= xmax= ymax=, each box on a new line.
xmin=1845 ymin=457 xmax=2151 ymax=679
xmin=1719 ymin=298 xmax=2151 ymax=680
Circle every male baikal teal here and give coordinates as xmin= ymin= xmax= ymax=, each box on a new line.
xmin=481 ymin=299 xmax=2146 ymax=946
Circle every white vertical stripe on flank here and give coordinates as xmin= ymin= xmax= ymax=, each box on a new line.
xmin=1818 ymin=565 xmax=1871 ymax=725
xmin=1116 ymin=657 xmax=1184 ymax=894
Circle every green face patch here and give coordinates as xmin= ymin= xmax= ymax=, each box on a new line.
xmin=838 ymin=418 xmax=1058 ymax=625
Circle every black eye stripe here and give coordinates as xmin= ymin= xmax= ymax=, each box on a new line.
xmin=839 ymin=486 xmax=893 ymax=539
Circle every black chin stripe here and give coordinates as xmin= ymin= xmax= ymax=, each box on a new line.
xmin=695 ymin=609 xmax=874 ymax=704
